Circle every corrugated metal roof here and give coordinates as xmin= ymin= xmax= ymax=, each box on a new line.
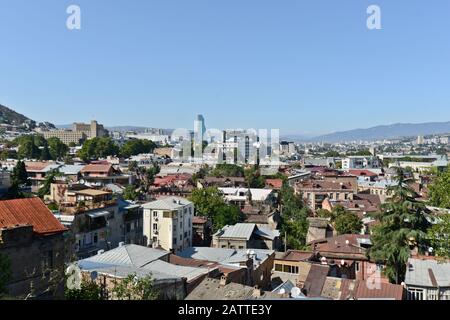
xmin=405 ymin=258 xmax=450 ymax=287
xmin=0 ymin=198 xmax=67 ymax=236
xmin=142 ymin=196 xmax=192 ymax=210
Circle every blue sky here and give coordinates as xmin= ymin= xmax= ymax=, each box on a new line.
xmin=0 ymin=0 xmax=449 ymax=135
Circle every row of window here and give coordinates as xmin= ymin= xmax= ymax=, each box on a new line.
xmin=274 ymin=264 xmax=299 ymax=274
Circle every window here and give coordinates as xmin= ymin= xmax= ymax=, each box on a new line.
xmin=126 ymin=223 xmax=131 ymax=233
xmin=153 ymin=223 xmax=158 ymax=231
xmin=153 ymin=237 xmax=158 ymax=244
xmin=355 ymin=262 xmax=360 ymax=272
xmin=153 ymin=211 xmax=158 ymax=217
xmin=238 ymin=246 xmax=244 ymax=249
xmin=94 ymin=233 xmax=98 ymax=244
xmin=41 ymin=250 xmax=53 ymax=270
xmin=275 ymin=264 xmax=283 ymax=272
xmin=173 ymin=238 xmax=177 ymax=245
xmin=408 ymin=288 xmax=424 ymax=300
xmin=180 ymin=235 xmax=182 ymax=241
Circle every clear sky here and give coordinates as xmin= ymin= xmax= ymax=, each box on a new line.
xmin=0 ymin=0 xmax=449 ymax=136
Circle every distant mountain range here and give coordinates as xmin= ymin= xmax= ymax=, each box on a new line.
xmin=284 ymin=121 xmax=450 ymax=143
xmin=0 ymin=103 xmax=56 ymax=130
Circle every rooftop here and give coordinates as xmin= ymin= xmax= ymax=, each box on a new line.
xmin=0 ymin=197 xmax=67 ymax=236
xmin=405 ymin=258 xmax=450 ymax=288
xmin=142 ymin=196 xmax=192 ymax=210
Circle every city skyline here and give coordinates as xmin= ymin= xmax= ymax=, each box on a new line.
xmin=1 ymin=1 xmax=450 ymax=135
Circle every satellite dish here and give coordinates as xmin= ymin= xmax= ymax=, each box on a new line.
xmin=90 ymin=271 xmax=98 ymax=281
xmin=341 ymin=259 xmax=345 ymax=266
xmin=428 ymin=247 xmax=434 ymax=253
xmin=279 ymin=288 xmax=286 ymax=295
xmin=345 ymin=240 xmax=350 ymax=245
xmin=291 ymin=287 xmax=301 ymax=298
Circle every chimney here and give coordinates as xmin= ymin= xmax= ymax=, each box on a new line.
xmin=252 ymin=286 xmax=262 ymax=298
xmin=219 ymin=275 xmax=227 ymax=287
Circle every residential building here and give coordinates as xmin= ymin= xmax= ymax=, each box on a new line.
xmin=218 ymin=187 xmax=277 ymax=208
xmin=77 ymin=244 xmax=214 ymax=299
xmin=212 ymin=223 xmax=281 ymax=250
xmin=0 ymin=198 xmax=67 ymax=299
xmin=142 ymin=197 xmax=194 ymax=253
xmin=342 ymin=156 xmax=380 ymax=171
xmin=192 ymin=216 xmax=212 ymax=246
xmin=72 ymin=120 xmax=109 ymax=139
xmin=178 ymin=247 xmax=275 ymax=288
xmin=405 ymin=258 xmax=450 ymax=300
xmin=295 ymin=180 xmax=356 ymax=212
xmin=41 ymin=130 xmax=86 ymax=146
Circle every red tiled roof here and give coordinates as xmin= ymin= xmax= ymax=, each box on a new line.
xmin=25 ymin=161 xmax=50 ymax=172
xmin=0 ymin=198 xmax=67 ymax=236
xmin=347 ymin=170 xmax=379 ymax=177
xmin=265 ymin=179 xmax=283 ymax=189
xmin=81 ymin=164 xmax=112 ymax=173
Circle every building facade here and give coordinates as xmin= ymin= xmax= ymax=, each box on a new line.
xmin=142 ymin=197 xmax=194 ymax=253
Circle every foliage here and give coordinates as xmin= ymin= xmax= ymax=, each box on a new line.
xmin=65 ymin=280 xmax=102 ymax=300
xmin=112 ymin=274 xmax=158 ymax=300
xmin=0 ymin=149 xmax=18 ymax=160
xmin=427 ymin=214 xmax=450 ymax=259
xmin=78 ymin=137 xmax=119 ymax=161
xmin=244 ymin=165 xmax=265 ymax=188
xmin=47 ymin=137 xmax=69 ymax=160
xmin=120 ymin=139 xmax=157 ymax=158
xmin=428 ymin=165 xmax=450 ymax=209
xmin=324 ymin=151 xmax=341 ymax=157
xmin=189 ymin=187 xmax=243 ymax=231
xmin=368 ymin=167 xmax=431 ymax=284
xmin=123 ymin=185 xmax=139 ymax=201
xmin=16 ymin=135 xmax=41 ymax=159
xmin=279 ymin=183 xmax=309 ymax=250
xmin=37 ymin=170 xmax=60 ymax=198
xmin=210 ymin=164 xmax=244 ymax=177
xmin=11 ymin=160 xmax=29 ymax=186
xmin=0 ymin=254 xmax=12 ymax=298
xmin=334 ymin=211 xmax=363 ymax=235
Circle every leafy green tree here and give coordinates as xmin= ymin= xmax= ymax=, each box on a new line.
xmin=279 ymin=183 xmax=309 ymax=250
xmin=48 ymin=137 xmax=69 ymax=160
xmin=369 ymin=168 xmax=431 ymax=284
xmin=428 ymin=165 xmax=450 ymax=209
xmin=0 ymin=149 xmax=18 ymax=160
xmin=427 ymin=214 xmax=450 ymax=259
xmin=65 ymin=279 xmax=103 ymax=300
xmin=78 ymin=137 xmax=119 ymax=161
xmin=37 ymin=170 xmax=60 ymax=198
xmin=244 ymin=165 xmax=265 ymax=188
xmin=189 ymin=187 xmax=225 ymax=217
xmin=210 ymin=164 xmax=244 ymax=177
xmin=189 ymin=187 xmax=243 ymax=231
xmin=17 ymin=136 xmax=40 ymax=159
xmin=120 ymin=139 xmax=157 ymax=158
xmin=324 ymin=151 xmax=341 ymax=157
xmin=123 ymin=185 xmax=139 ymax=201
xmin=112 ymin=274 xmax=158 ymax=300
xmin=11 ymin=160 xmax=29 ymax=186
xmin=0 ymin=254 xmax=12 ymax=298
xmin=334 ymin=212 xmax=363 ymax=235
xmin=40 ymin=144 xmax=51 ymax=161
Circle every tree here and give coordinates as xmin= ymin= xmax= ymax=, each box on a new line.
xmin=65 ymin=279 xmax=102 ymax=300
xmin=244 ymin=165 xmax=265 ymax=188
xmin=37 ymin=170 xmax=60 ymax=199
xmin=189 ymin=187 xmax=243 ymax=231
xmin=427 ymin=214 xmax=450 ymax=259
xmin=48 ymin=137 xmax=69 ymax=160
xmin=428 ymin=165 xmax=450 ymax=209
xmin=369 ymin=167 xmax=431 ymax=284
xmin=0 ymin=254 xmax=12 ymax=298
xmin=40 ymin=144 xmax=51 ymax=161
xmin=324 ymin=151 xmax=341 ymax=157
xmin=17 ymin=136 xmax=40 ymax=159
xmin=120 ymin=139 xmax=157 ymax=158
xmin=123 ymin=185 xmax=139 ymax=201
xmin=210 ymin=164 xmax=244 ymax=177
xmin=78 ymin=137 xmax=119 ymax=161
xmin=11 ymin=160 xmax=29 ymax=186
xmin=112 ymin=274 xmax=158 ymax=300
xmin=279 ymin=183 xmax=309 ymax=250
xmin=334 ymin=212 xmax=363 ymax=235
